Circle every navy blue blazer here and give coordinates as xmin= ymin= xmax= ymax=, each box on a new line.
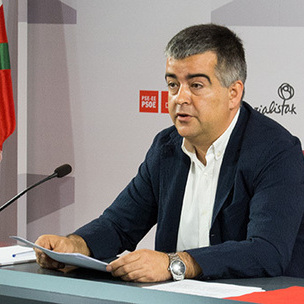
xmin=76 ymin=102 xmax=304 ymax=280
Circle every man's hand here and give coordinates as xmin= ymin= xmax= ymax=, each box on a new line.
xmin=106 ymin=249 xmax=202 ymax=283
xmin=107 ymin=249 xmax=171 ymax=283
xmin=35 ymin=234 xmax=90 ymax=269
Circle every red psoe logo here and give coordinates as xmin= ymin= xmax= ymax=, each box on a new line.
xmin=139 ymin=91 xmax=158 ymax=113
xmin=161 ymin=91 xmax=169 ymax=114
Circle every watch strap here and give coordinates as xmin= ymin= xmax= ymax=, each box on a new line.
xmin=167 ymin=253 xmax=180 ymax=268
xmin=167 ymin=252 xmax=186 ymax=281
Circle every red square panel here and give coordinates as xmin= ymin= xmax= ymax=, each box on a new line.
xmin=139 ymin=90 xmax=158 ymax=113
xmin=161 ymin=91 xmax=169 ymax=114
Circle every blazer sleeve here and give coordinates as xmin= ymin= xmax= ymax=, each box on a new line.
xmin=73 ymin=129 xmax=168 ymax=259
xmin=186 ymin=135 xmax=304 ymax=280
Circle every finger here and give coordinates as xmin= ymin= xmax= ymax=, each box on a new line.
xmin=35 ymin=249 xmax=47 ymax=265
xmin=36 ymin=252 xmax=51 ymax=267
xmin=35 ymin=235 xmax=53 ymax=250
xmin=110 ymin=259 xmax=140 ymax=278
xmin=109 ymin=252 xmax=139 ymax=267
xmin=109 ymin=251 xmax=140 ymax=271
xmin=120 ymin=269 xmax=146 ymax=282
xmin=35 ymin=239 xmax=58 ymax=268
xmin=36 ymin=252 xmax=65 ymax=269
xmin=119 ymin=268 xmax=161 ymax=283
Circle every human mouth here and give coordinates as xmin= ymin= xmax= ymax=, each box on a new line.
xmin=176 ymin=112 xmax=193 ymax=122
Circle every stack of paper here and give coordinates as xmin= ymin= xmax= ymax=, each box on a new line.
xmin=144 ymin=279 xmax=265 ymax=299
xmin=10 ymin=236 xmax=109 ymax=272
xmin=0 ymin=245 xmax=36 ymax=266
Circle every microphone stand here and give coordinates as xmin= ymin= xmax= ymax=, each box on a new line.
xmin=0 ymin=172 xmax=57 ymax=213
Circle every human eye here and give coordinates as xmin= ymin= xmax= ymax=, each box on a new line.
xmin=188 ymin=80 xmax=205 ymax=95
xmin=191 ymin=82 xmax=203 ymax=90
xmin=167 ymin=81 xmax=179 ymax=94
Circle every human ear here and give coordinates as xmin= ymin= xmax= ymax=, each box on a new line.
xmin=229 ymin=80 xmax=244 ymax=110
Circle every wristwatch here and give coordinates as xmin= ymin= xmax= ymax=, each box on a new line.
xmin=167 ymin=253 xmax=186 ymax=281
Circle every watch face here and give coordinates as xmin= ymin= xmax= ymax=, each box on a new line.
xmin=171 ymin=260 xmax=186 ymax=275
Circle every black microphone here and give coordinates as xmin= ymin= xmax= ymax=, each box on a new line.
xmin=0 ymin=164 xmax=72 ymax=212
xmin=54 ymin=164 xmax=72 ymax=178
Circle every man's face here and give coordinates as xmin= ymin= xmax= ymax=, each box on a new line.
xmin=166 ymin=52 xmax=240 ymax=148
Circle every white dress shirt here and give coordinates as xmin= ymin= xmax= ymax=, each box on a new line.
xmin=176 ymin=110 xmax=240 ymax=251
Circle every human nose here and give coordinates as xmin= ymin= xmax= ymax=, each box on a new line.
xmin=175 ymin=85 xmax=191 ymax=105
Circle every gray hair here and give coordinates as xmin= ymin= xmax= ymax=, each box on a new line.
xmin=165 ymin=24 xmax=247 ymax=88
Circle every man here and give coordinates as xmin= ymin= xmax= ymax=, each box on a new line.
xmin=36 ymin=24 xmax=304 ymax=282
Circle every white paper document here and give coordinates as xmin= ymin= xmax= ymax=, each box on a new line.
xmin=144 ymin=279 xmax=264 ymax=299
xmin=10 ymin=236 xmax=109 ymax=272
xmin=0 ymin=245 xmax=36 ymax=266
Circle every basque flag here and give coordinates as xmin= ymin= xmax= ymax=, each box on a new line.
xmin=0 ymin=0 xmax=16 ymax=161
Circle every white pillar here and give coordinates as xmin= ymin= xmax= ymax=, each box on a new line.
xmin=17 ymin=0 xmax=27 ymax=238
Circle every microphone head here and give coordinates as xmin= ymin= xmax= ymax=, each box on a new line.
xmin=54 ymin=164 xmax=72 ymax=178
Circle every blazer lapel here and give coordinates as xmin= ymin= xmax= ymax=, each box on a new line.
xmin=212 ymin=104 xmax=249 ymax=225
